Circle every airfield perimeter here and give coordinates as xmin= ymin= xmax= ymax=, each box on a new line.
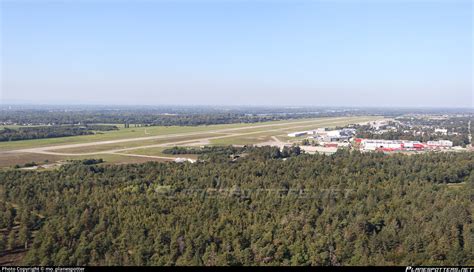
xmin=0 ymin=116 xmax=383 ymax=168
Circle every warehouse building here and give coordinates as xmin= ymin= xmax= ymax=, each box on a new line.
xmin=427 ymin=140 xmax=453 ymax=148
xmin=287 ymin=131 xmax=309 ymax=137
xmin=313 ymin=128 xmax=356 ymax=142
xmin=360 ymin=139 xmax=425 ymax=151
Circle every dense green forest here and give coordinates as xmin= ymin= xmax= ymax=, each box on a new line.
xmin=0 ymin=149 xmax=472 ymax=266
xmin=0 ymin=125 xmax=118 ymax=142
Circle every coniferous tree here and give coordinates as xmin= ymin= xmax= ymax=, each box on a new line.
xmin=7 ymin=230 xmax=16 ymax=250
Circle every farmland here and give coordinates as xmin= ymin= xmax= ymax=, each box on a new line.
xmin=0 ymin=116 xmax=382 ymax=168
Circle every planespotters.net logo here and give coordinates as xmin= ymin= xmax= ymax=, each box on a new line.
xmin=406 ymin=267 xmax=473 ymax=272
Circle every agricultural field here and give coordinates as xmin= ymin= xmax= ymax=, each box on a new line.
xmin=0 ymin=116 xmax=382 ymax=168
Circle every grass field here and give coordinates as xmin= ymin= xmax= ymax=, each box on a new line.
xmin=51 ymin=132 xmax=230 ymax=154
xmin=210 ymin=134 xmax=274 ymax=146
xmin=0 ymin=116 xmax=383 ymax=168
xmin=0 ymin=117 xmax=377 ymax=151
xmin=119 ymin=147 xmax=200 ymax=160
xmin=0 ymin=123 xmax=255 ymax=151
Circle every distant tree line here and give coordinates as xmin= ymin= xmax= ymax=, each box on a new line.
xmin=0 ymin=112 xmax=325 ymax=127
xmin=2 ymin=107 xmax=472 ymax=128
xmin=0 ymin=107 xmax=377 ymax=127
xmin=0 ymin=125 xmax=118 ymax=142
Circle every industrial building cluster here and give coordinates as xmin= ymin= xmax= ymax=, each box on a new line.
xmin=356 ymin=139 xmax=453 ymax=152
xmin=288 ymin=128 xmax=356 ymax=140
xmin=288 ymin=126 xmax=455 ymax=153
xmin=288 ymin=128 xmax=356 ymax=148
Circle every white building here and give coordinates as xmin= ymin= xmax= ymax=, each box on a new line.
xmin=361 ymin=140 xmax=402 ymax=150
xmin=174 ymin=158 xmax=196 ymax=163
xmin=360 ymin=139 xmax=423 ymax=151
xmin=434 ymin=128 xmax=448 ymax=135
xmin=326 ymin=130 xmax=341 ymax=137
xmin=370 ymin=120 xmax=389 ymax=130
xmin=427 ymin=140 xmax=453 ymax=148
xmin=287 ymin=131 xmax=308 ymax=137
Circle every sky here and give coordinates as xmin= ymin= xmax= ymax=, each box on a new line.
xmin=0 ymin=0 xmax=472 ymax=107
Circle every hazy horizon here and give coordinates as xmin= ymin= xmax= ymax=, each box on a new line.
xmin=1 ymin=0 xmax=473 ymax=108
xmin=1 ymin=102 xmax=473 ymax=111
